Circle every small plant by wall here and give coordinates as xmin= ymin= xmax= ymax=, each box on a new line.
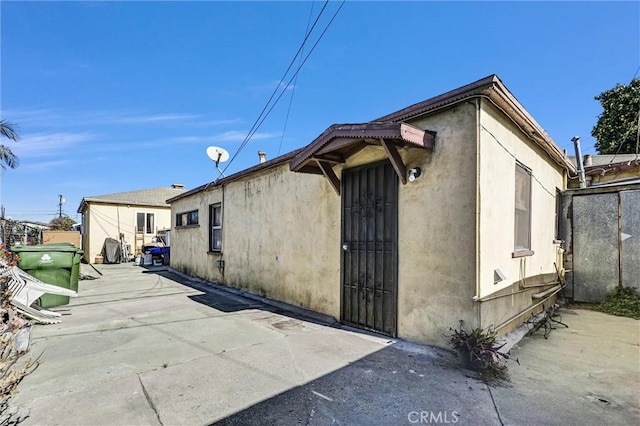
xmin=449 ymin=320 xmax=510 ymax=381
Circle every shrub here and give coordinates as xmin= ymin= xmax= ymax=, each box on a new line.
xmin=449 ymin=320 xmax=510 ymax=381
xmin=595 ymin=286 xmax=640 ymax=320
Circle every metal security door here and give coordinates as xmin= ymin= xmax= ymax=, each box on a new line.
xmin=341 ymin=161 xmax=398 ymax=336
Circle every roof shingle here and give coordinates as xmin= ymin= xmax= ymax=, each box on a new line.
xmin=78 ymin=186 xmax=186 ymax=212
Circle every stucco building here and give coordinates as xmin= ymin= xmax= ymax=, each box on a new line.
xmin=78 ymin=185 xmax=186 ymax=263
xmin=168 ymin=75 xmax=575 ymax=347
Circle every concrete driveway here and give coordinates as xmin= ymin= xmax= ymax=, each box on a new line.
xmin=10 ymin=264 xmax=639 ymax=425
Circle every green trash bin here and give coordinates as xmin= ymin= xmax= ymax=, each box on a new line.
xmin=40 ymin=243 xmax=83 ymax=293
xmin=12 ymin=244 xmax=78 ymax=308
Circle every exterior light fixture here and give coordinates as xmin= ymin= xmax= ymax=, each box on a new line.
xmin=408 ymin=167 xmax=422 ymax=182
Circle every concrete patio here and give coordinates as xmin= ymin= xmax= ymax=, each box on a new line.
xmin=9 ymin=263 xmax=640 ymax=425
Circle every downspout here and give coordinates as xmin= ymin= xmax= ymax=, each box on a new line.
xmin=475 ymin=98 xmax=482 ymax=327
xmin=220 ymin=184 xmax=226 ymax=277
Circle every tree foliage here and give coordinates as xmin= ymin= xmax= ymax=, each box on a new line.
xmin=0 ymin=120 xmax=19 ymax=170
xmin=592 ymin=78 xmax=640 ymax=154
xmin=48 ymin=215 xmax=76 ymax=231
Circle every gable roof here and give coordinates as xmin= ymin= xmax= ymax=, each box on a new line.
xmin=77 ymin=186 xmax=187 ymax=213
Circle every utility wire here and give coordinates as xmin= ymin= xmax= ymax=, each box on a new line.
xmin=481 ymin=125 xmax=557 ymax=198
xmin=222 ymin=1 xmax=331 ymax=175
xmin=277 ymin=1 xmax=316 ymax=157
xmin=222 ymin=0 xmax=346 ymax=176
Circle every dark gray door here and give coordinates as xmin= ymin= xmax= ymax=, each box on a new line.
xmin=341 ymin=161 xmax=398 ymax=336
xmin=620 ymin=190 xmax=640 ymax=291
xmin=572 ymin=190 xmax=640 ymax=302
xmin=573 ymin=193 xmax=619 ymax=302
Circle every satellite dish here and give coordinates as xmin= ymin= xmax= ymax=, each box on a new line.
xmin=206 ymin=146 xmax=230 ymax=178
xmin=206 ymin=146 xmax=229 ymax=165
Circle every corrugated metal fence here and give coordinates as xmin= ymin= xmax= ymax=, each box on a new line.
xmin=561 ymin=184 xmax=640 ymax=302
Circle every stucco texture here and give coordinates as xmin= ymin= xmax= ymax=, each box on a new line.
xmin=169 ymin=186 xmax=223 ymax=281
xmin=169 ymin=99 xmax=568 ymax=347
xmin=396 ymin=102 xmax=478 ymax=346
xmin=171 ymin=166 xmax=341 ymax=319
xmin=477 ymin=100 xmax=565 ymax=329
xmin=82 ymin=203 xmax=171 ymax=263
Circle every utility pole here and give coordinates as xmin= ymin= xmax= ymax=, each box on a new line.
xmin=58 ymin=194 xmax=65 ymax=218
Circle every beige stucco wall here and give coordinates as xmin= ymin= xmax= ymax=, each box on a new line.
xmin=330 ymin=103 xmax=479 ymax=346
xmin=398 ymin=103 xmax=479 ymax=345
xmin=170 ymin=103 xmax=481 ymax=348
xmin=170 ymin=166 xmax=342 ymax=319
xmin=82 ymin=203 xmax=171 ymax=263
xmin=477 ymin=100 xmax=565 ymax=328
xmin=169 ymin=99 xmax=568 ymax=348
xmin=170 ymin=186 xmax=223 ymax=280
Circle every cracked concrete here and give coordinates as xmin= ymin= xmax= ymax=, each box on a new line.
xmin=10 ymin=264 xmax=639 ymax=425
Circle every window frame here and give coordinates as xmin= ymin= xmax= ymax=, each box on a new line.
xmin=209 ymin=203 xmax=222 ymax=253
xmin=136 ymin=211 xmax=156 ymax=235
xmin=513 ymin=162 xmax=534 ymax=257
xmin=176 ymin=209 xmax=199 ymax=227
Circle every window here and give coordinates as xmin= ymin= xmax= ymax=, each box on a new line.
xmin=136 ymin=212 xmax=155 ymax=234
xmin=209 ymin=203 xmax=222 ymax=252
xmin=514 ymin=163 xmax=532 ymax=253
xmin=176 ymin=210 xmax=199 ymax=227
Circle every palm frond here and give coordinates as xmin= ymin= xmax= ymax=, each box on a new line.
xmin=0 ymin=121 xmax=20 ymax=142
xmin=0 ymin=146 xmax=19 ymax=169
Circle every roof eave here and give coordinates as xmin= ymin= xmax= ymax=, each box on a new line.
xmin=79 ymin=198 xmax=170 ymax=209
xmin=167 ymin=148 xmax=304 ymax=203
xmin=376 ymin=74 xmax=575 ymax=174
xmin=290 ymin=122 xmax=434 ymax=172
xmin=487 ymin=81 xmax=576 ymax=173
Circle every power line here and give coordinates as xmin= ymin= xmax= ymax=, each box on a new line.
xmin=223 ymin=0 xmax=346 ymax=175
xmin=222 ymin=0 xmax=346 ymax=176
xmin=221 ymin=1 xmax=331 ymax=174
xmin=278 ymin=1 xmax=317 ymax=157
xmin=481 ymin=125 xmax=557 ymax=198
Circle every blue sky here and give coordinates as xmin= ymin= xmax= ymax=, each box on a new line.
xmin=1 ymin=1 xmax=638 ymax=222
